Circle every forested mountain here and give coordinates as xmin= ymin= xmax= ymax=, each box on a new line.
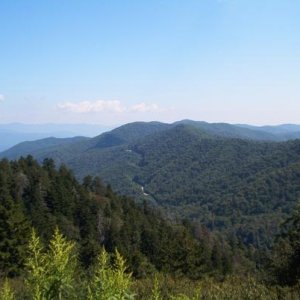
xmin=0 ymin=136 xmax=89 ymax=160
xmin=0 ymin=122 xmax=169 ymax=162
xmin=0 ymin=157 xmax=241 ymax=279
xmin=1 ymin=157 xmax=300 ymax=298
xmin=0 ymin=123 xmax=112 ymax=152
xmin=2 ymin=120 xmax=300 ymax=161
xmin=1 ymin=127 xmax=300 ymax=297
xmin=1 ymin=155 xmax=299 ymax=299
xmin=237 ymin=123 xmax=300 ymax=136
xmin=1 ymin=121 xmax=300 ymax=251
xmin=130 ymin=125 xmax=300 ymax=248
xmin=175 ymin=120 xmax=280 ymax=140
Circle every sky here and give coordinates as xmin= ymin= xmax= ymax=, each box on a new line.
xmin=0 ymin=0 xmax=299 ymax=125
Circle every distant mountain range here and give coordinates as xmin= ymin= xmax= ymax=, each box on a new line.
xmin=2 ymin=120 xmax=300 ymax=161
xmin=1 ymin=120 xmax=300 ymax=247
xmin=0 ymin=123 xmax=114 ymax=151
xmin=236 ymin=123 xmax=300 ymax=138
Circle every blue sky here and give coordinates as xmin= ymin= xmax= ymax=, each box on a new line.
xmin=0 ymin=0 xmax=299 ymax=125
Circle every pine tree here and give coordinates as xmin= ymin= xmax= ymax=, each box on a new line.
xmin=0 ymin=168 xmax=30 ymax=277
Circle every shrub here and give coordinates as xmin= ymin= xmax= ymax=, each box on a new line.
xmin=87 ymin=248 xmax=135 ymax=299
xmin=0 ymin=279 xmax=15 ymax=300
xmin=25 ymin=228 xmax=77 ymax=300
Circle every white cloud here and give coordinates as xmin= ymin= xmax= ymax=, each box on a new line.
xmin=0 ymin=95 xmax=5 ymax=102
xmin=58 ymin=100 xmax=165 ymax=114
xmin=58 ymin=100 xmax=125 ymax=113
xmin=129 ymin=103 xmax=162 ymax=113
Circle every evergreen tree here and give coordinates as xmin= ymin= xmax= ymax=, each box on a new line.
xmin=0 ymin=167 xmax=30 ymax=276
xmin=271 ymin=202 xmax=300 ymax=285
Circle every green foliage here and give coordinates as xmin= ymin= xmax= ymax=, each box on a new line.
xmin=136 ymin=275 xmax=286 ymax=300
xmin=270 ymin=201 xmax=300 ymax=285
xmin=150 ymin=276 xmax=162 ymax=300
xmin=88 ymin=249 xmax=134 ymax=299
xmin=25 ymin=230 xmax=47 ymax=299
xmin=0 ymin=279 xmax=15 ymax=300
xmin=197 ymin=277 xmax=273 ymax=300
xmin=1 ymin=156 xmax=230 ymax=279
xmin=2 ymin=154 xmax=300 ymax=298
xmin=25 ymin=228 xmax=77 ymax=300
xmin=0 ymin=160 xmax=30 ymax=276
xmin=0 ymin=123 xmax=300 ymax=298
xmin=2 ymin=229 xmax=300 ymax=299
xmin=2 ymin=230 xmax=135 ymax=299
xmin=3 ymin=122 xmax=300 ymax=255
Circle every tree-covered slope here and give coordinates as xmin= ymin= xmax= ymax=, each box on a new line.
xmin=67 ymin=124 xmax=300 ymax=248
xmin=3 ymin=120 xmax=300 ymax=162
xmin=175 ymin=120 xmax=280 ymax=140
xmin=129 ymin=125 xmax=300 ymax=244
xmin=0 ymin=121 xmax=170 ymax=161
xmin=0 ymin=136 xmax=90 ymax=160
xmin=0 ymin=123 xmax=112 ymax=152
xmin=1 ymin=122 xmax=300 ymax=250
xmin=134 ymin=125 xmax=300 ymax=212
xmin=1 ymin=157 xmax=236 ymax=279
xmin=2 ymin=157 xmax=300 ymax=300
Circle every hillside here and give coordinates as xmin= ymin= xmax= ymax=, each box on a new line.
xmin=2 ymin=120 xmax=300 ymax=161
xmin=1 ymin=121 xmax=300 ymax=249
xmin=0 ymin=136 xmax=90 ymax=160
xmin=175 ymin=120 xmax=280 ymax=140
xmin=1 ymin=156 xmax=237 ymax=279
xmin=0 ymin=123 xmax=112 ymax=152
xmin=131 ymin=125 xmax=300 ymax=246
xmin=0 ymin=121 xmax=169 ymax=160
xmin=3 ymin=157 xmax=300 ymax=298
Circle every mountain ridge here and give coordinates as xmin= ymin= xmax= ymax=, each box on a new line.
xmin=1 ymin=120 xmax=300 ymax=249
xmin=0 ymin=123 xmax=114 ymax=151
xmin=2 ymin=120 xmax=300 ymax=161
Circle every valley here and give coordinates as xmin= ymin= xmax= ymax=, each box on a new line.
xmin=1 ymin=120 xmax=300 ymax=251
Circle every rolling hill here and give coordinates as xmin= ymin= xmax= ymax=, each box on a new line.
xmin=0 ymin=123 xmax=113 ymax=151
xmin=3 ymin=120 xmax=300 ymax=161
xmin=1 ymin=120 xmax=300 ymax=248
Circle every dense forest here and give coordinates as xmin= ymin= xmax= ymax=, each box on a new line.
xmin=2 ymin=122 xmax=300 ymax=254
xmin=0 ymin=158 xmax=241 ymax=278
xmin=1 ymin=156 xmax=300 ymax=298
xmin=132 ymin=125 xmax=300 ymax=248
xmin=1 ymin=123 xmax=300 ymax=298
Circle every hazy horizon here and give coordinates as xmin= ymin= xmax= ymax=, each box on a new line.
xmin=0 ymin=119 xmax=299 ymax=127
xmin=0 ymin=119 xmax=300 ymax=127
